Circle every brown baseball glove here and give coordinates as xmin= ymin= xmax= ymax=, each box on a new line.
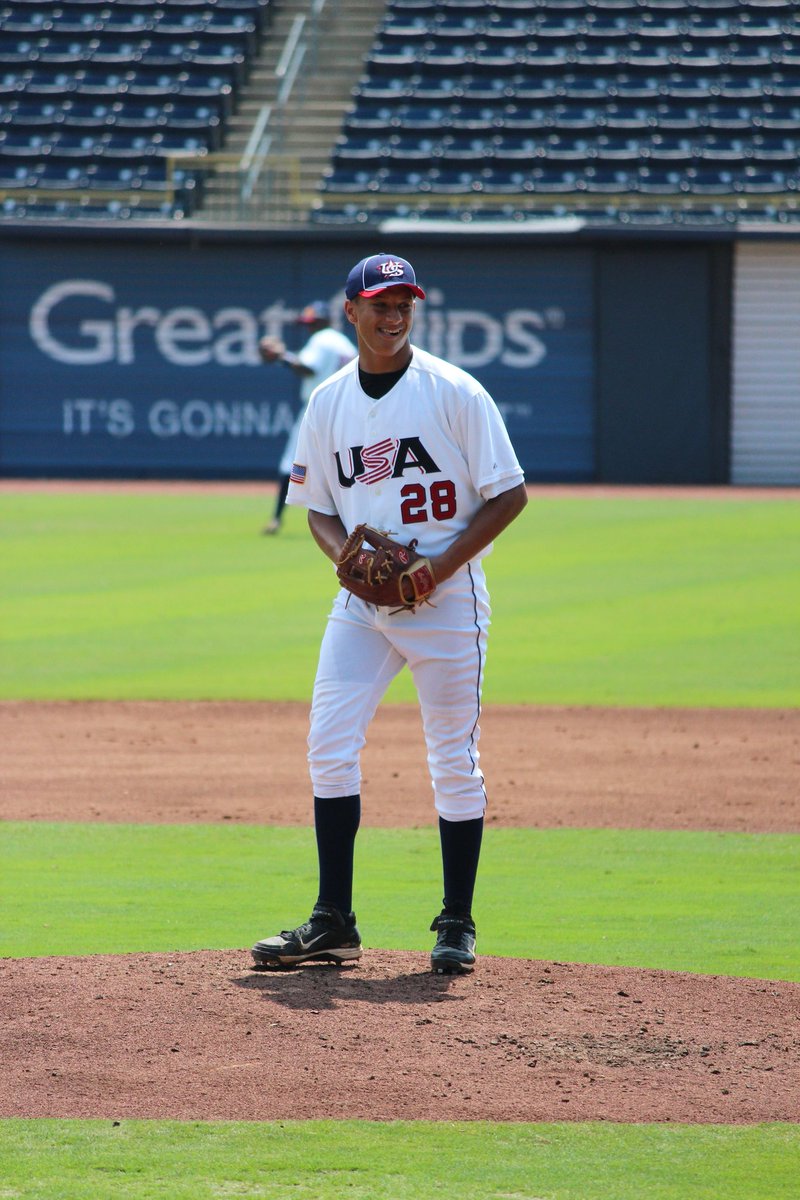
xmin=336 ymin=524 xmax=436 ymax=612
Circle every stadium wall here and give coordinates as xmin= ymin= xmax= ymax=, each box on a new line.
xmin=731 ymin=242 xmax=800 ymax=487
xmin=0 ymin=224 xmax=782 ymax=485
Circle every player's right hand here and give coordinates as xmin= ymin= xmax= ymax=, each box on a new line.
xmin=259 ymin=336 xmax=286 ymax=362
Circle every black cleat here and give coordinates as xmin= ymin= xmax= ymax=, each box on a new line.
xmin=430 ymin=912 xmax=476 ymax=975
xmin=251 ymin=904 xmax=362 ymax=969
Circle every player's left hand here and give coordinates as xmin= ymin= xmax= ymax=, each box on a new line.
xmin=336 ymin=525 xmax=437 ymax=612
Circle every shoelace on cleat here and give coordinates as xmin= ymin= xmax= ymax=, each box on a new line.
xmin=436 ymin=920 xmax=473 ymax=947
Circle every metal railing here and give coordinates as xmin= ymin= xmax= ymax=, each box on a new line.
xmin=163 ymin=152 xmax=303 ymax=221
xmin=233 ymin=0 xmax=331 ymax=215
xmin=239 ymin=105 xmax=275 ymax=205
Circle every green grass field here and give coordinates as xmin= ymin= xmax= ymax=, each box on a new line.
xmin=1 ymin=1120 xmax=797 ymax=1200
xmin=2 ymin=823 xmax=798 ymax=980
xmin=1 ymin=490 xmax=798 ymax=704
xmin=1 ymin=487 xmax=798 ymax=1198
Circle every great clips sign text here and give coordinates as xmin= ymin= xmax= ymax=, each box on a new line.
xmin=0 ymin=240 xmax=593 ymax=479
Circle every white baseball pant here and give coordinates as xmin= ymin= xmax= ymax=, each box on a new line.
xmin=308 ymin=563 xmax=491 ymax=821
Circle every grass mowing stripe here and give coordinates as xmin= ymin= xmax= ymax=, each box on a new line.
xmin=0 ymin=492 xmax=332 ymax=700
xmin=1 ymin=492 xmax=799 ymax=704
xmin=0 ymin=1120 xmax=797 ymax=1200
xmin=487 ymin=496 xmax=800 ymax=706
xmin=2 ymin=824 xmax=797 ymax=981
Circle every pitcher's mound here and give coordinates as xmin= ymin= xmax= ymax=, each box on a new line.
xmin=2 ymin=949 xmax=797 ymax=1123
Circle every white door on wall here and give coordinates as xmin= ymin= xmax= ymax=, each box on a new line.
xmin=732 ymin=241 xmax=800 ymax=485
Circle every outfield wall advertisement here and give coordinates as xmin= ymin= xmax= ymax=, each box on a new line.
xmin=0 ymin=239 xmax=594 ymax=480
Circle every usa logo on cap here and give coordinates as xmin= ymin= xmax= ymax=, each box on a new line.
xmin=345 ymin=253 xmax=427 ymax=301
xmin=379 ymin=259 xmax=405 ymax=280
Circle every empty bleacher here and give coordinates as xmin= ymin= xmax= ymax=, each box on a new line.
xmin=315 ymin=0 xmax=800 ymax=225
xmin=2 ymin=1 xmax=800 ymax=225
xmin=0 ymin=0 xmax=271 ymax=218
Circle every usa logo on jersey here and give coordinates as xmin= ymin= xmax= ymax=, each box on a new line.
xmin=334 ymin=436 xmax=440 ymax=488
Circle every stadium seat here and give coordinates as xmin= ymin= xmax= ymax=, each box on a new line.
xmin=588 ymin=133 xmax=648 ymax=160
xmin=0 ymin=98 xmax=63 ymax=128
xmin=637 ymin=103 xmax=694 ymax=129
xmin=737 ymin=167 xmax=791 ymax=193
xmin=758 ymin=101 xmax=800 ymax=129
xmin=321 ymin=0 xmax=800 ymax=225
xmin=3 ymin=0 xmax=799 ymax=225
xmin=0 ymin=0 xmax=267 ymax=217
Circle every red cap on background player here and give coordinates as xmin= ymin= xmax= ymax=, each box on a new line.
xmin=345 ymin=253 xmax=426 ymax=301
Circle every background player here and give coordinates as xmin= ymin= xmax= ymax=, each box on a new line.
xmin=258 ymin=300 xmax=356 ymax=535
xmin=252 ymin=252 xmax=527 ymax=974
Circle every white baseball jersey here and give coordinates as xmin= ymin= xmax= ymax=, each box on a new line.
xmin=297 ymin=326 xmax=357 ymax=404
xmin=278 ymin=326 xmax=356 ymax=476
xmin=286 ymin=344 xmax=524 ymax=557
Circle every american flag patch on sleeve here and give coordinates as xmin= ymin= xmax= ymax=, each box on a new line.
xmin=290 ymin=463 xmax=306 ymax=484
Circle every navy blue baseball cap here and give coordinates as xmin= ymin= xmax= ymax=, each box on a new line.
xmin=345 ymin=253 xmax=426 ymax=301
xmin=296 ymin=300 xmax=331 ymax=324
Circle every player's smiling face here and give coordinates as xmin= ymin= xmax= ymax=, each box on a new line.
xmin=345 ymin=285 xmax=416 ymax=373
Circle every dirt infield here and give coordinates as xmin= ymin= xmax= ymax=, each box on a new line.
xmin=3 ymin=701 xmax=799 ymax=831
xmin=2 ymin=699 xmax=799 ymax=1124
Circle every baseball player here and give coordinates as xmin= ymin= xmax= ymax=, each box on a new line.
xmin=252 ymin=252 xmax=527 ymax=974
xmin=258 ymin=300 xmax=356 ymax=535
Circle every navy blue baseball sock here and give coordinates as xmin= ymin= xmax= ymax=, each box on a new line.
xmin=314 ymin=794 xmax=361 ymax=916
xmin=439 ymin=815 xmax=484 ymax=918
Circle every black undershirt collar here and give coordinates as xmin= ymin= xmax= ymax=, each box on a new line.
xmin=358 ymin=356 xmax=412 ymax=400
